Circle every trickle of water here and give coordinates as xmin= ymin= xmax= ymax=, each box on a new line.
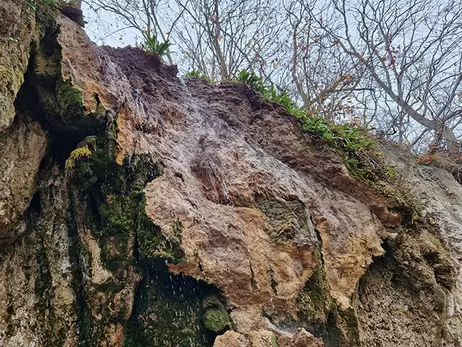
xmin=178 ymin=76 xmax=192 ymax=97
xmin=133 ymin=88 xmax=148 ymax=118
xmin=219 ymin=176 xmax=230 ymax=204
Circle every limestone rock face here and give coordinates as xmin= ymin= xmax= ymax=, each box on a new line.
xmin=0 ymin=0 xmax=37 ymax=131
xmin=0 ymin=3 xmax=461 ymax=347
xmin=60 ymin=1 xmax=84 ymax=27
xmin=214 ymin=331 xmax=249 ymax=347
xmin=373 ymin=145 xmax=462 ymax=346
xmin=0 ymin=170 xmax=78 ymax=347
xmin=0 ymin=117 xmax=47 ymax=244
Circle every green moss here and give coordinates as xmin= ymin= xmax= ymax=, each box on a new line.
xmin=203 ymin=307 xmax=231 ymax=332
xmin=201 ymin=295 xmax=223 ymax=310
xmin=137 ymin=216 xmax=185 ymax=262
xmin=41 ymin=77 xmax=104 ymax=136
xmin=334 ymin=307 xmax=360 ymax=346
xmin=137 ymin=219 xmax=184 ymax=262
xmin=27 ymin=191 xmax=70 ymax=347
xmin=295 ymin=236 xmax=360 ymax=346
xmin=33 ymin=20 xmax=105 ymax=137
xmin=62 ymin=116 xmax=183 ymax=344
xmin=271 ymin=336 xmax=279 ymax=347
xmin=296 ymin=249 xmax=333 ymax=323
xmin=393 ymin=230 xmax=455 ymax=293
xmin=69 ymin=133 xmax=181 ymax=272
xmin=124 ymin=262 xmax=219 ymax=347
xmin=26 ymin=0 xmax=58 ymax=13
xmin=257 ymin=195 xmax=313 ymax=243
xmin=0 ymin=66 xmax=24 ymax=101
xmin=200 ymin=294 xmax=231 ymax=334
xmin=67 ymin=192 xmax=95 ymax=347
xmin=94 ymin=279 xmax=125 ymax=293
xmin=66 ymin=130 xmax=186 ymax=343
xmin=34 ymin=228 xmax=61 ymax=347
xmin=65 ymin=146 xmax=92 ymax=169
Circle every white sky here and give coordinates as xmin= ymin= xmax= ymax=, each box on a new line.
xmin=82 ymin=2 xmax=138 ymax=47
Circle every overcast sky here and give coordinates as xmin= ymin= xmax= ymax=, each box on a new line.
xmin=82 ymin=2 xmax=137 ymax=47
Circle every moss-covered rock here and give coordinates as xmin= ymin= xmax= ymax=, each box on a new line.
xmin=296 ymin=252 xmax=333 ymax=324
xmin=124 ymin=262 xmax=220 ymax=347
xmin=62 ymin=116 xmax=188 ymax=344
xmin=69 ymin=139 xmax=183 ymax=271
xmin=201 ymin=294 xmax=231 ymax=333
xmin=257 ymin=195 xmax=315 ymax=245
xmin=32 ymin=20 xmax=105 ymax=137
xmin=203 ymin=308 xmax=231 ymax=333
xmin=294 ymin=235 xmax=361 ymax=347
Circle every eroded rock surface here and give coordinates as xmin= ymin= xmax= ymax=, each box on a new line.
xmin=0 ymin=0 xmax=37 ymax=131
xmin=0 ymin=3 xmax=461 ymax=347
xmin=0 ymin=117 xmax=47 ymax=244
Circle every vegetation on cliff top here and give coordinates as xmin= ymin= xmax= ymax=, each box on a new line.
xmin=235 ymin=69 xmax=397 ymax=188
xmin=85 ymin=0 xmax=462 ymax=155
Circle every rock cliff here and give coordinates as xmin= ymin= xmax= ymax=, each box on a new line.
xmin=0 ymin=2 xmax=461 ymax=346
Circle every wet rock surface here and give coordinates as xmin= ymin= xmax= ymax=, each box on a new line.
xmin=0 ymin=4 xmax=461 ymax=347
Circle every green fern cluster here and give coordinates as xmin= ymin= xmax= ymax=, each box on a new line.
xmin=141 ymin=33 xmax=171 ymax=58
xmin=185 ymin=69 xmax=205 ymax=78
xmin=235 ymin=69 xmax=381 ymax=180
xmin=235 ymin=70 xmax=305 ymax=118
xmin=300 ymin=117 xmax=374 ymax=151
xmin=236 ymin=70 xmax=267 ymax=92
xmin=300 ymin=117 xmax=379 ymax=178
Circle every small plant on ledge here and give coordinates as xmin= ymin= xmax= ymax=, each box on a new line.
xmin=184 ymin=69 xmax=211 ymax=83
xmin=140 ymin=31 xmax=171 ymax=59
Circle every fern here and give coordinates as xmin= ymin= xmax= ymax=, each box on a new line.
xmin=141 ymin=33 xmax=172 ymax=58
xmin=233 ymin=69 xmax=375 ymax=173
